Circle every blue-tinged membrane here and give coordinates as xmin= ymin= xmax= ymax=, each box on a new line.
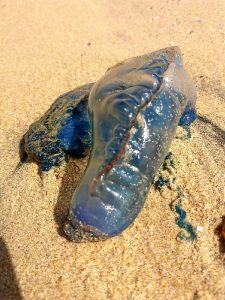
xmin=22 ymin=47 xmax=197 ymax=241
xmin=65 ymin=46 xmax=197 ymax=241
xmin=57 ymin=100 xmax=91 ymax=155
xmin=179 ymin=107 xmax=197 ymax=126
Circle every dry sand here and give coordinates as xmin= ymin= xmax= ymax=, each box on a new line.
xmin=0 ymin=0 xmax=225 ymax=299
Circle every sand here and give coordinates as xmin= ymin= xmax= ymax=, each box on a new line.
xmin=0 ymin=0 xmax=225 ymax=299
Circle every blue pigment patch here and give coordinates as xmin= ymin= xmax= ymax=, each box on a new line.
xmin=179 ymin=107 xmax=197 ymax=126
xmin=154 ymin=176 xmax=170 ymax=191
xmin=57 ymin=100 xmax=91 ymax=156
xmin=175 ymin=204 xmax=197 ymax=241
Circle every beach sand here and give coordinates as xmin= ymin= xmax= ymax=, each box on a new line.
xmin=0 ymin=0 xmax=225 ymax=299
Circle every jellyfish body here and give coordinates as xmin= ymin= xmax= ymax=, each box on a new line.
xmin=64 ymin=46 xmax=197 ymax=241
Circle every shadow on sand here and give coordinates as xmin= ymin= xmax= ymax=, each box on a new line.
xmin=0 ymin=237 xmax=22 ymax=300
xmin=53 ymin=158 xmax=88 ymax=239
xmin=197 ymin=115 xmax=225 ymax=149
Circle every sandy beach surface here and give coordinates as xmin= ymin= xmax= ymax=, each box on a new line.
xmin=0 ymin=1 xmax=225 ymax=299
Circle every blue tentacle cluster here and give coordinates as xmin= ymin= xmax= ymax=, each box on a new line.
xmin=154 ymin=152 xmax=197 ymax=241
xmin=175 ymin=203 xmax=197 ymax=241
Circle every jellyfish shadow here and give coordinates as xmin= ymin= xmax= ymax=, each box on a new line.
xmin=197 ymin=115 xmax=225 ymax=149
xmin=0 ymin=237 xmax=22 ymax=300
xmin=53 ymin=158 xmax=88 ymax=239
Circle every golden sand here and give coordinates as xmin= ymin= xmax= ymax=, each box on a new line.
xmin=0 ymin=1 xmax=225 ymax=299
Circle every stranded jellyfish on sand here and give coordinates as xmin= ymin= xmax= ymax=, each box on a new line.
xmin=22 ymin=47 xmax=197 ymax=241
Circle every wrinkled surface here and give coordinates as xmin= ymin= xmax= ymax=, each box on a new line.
xmin=23 ymin=83 xmax=93 ymax=171
xmin=66 ymin=47 xmax=197 ymax=241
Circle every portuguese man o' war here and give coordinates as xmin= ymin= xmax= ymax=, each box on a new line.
xmin=23 ymin=47 xmax=197 ymax=241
